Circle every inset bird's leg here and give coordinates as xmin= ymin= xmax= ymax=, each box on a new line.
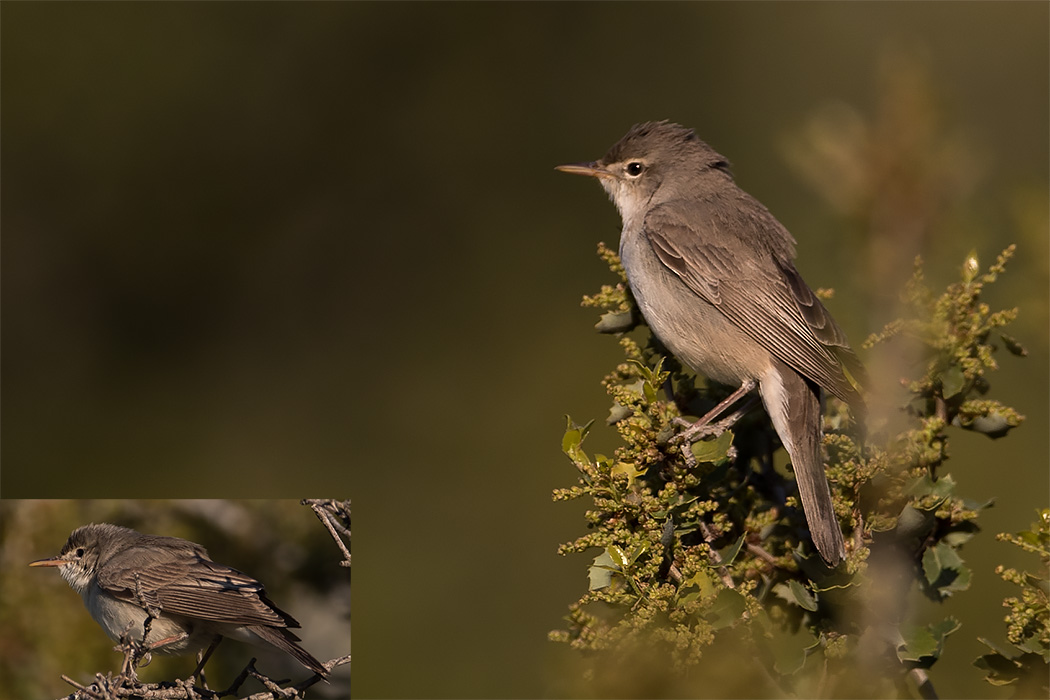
xmin=147 ymin=632 xmax=190 ymax=650
xmin=189 ymin=635 xmax=223 ymax=689
xmin=116 ymin=615 xmax=157 ymax=680
xmin=117 ymin=635 xmax=141 ymax=680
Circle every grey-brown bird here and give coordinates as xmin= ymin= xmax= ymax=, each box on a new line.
xmin=30 ymin=522 xmax=328 ymax=677
xmin=558 ymin=121 xmax=865 ymax=565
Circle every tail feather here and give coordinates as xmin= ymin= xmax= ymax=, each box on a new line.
xmin=247 ymin=625 xmax=329 ymax=677
xmin=760 ymin=365 xmax=846 ymax=566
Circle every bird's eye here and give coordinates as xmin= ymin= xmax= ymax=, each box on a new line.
xmin=75 ymin=548 xmax=85 ymax=558
xmin=626 ymin=162 xmax=644 ymax=177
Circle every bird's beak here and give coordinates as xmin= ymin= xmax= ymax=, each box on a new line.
xmin=29 ymin=556 xmax=65 ymax=567
xmin=555 ymin=161 xmax=614 ymax=179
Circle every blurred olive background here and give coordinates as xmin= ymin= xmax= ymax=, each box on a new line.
xmin=0 ymin=500 xmax=350 ymax=698
xmin=2 ymin=3 xmax=1046 ymax=698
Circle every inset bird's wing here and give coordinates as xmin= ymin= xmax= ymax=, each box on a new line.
xmin=97 ymin=538 xmax=298 ymax=628
xmin=642 ymin=200 xmax=863 ymax=403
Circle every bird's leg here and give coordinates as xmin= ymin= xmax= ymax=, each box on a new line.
xmin=678 ymin=405 xmax=753 ymax=468
xmin=116 ymin=614 xmax=157 ymax=681
xmin=146 ymin=631 xmax=188 ymax=650
xmin=117 ymin=636 xmax=140 ymax=681
xmin=116 ymin=637 xmax=150 ymax=681
xmin=189 ymin=635 xmax=223 ymax=689
xmin=116 ymin=573 xmax=172 ymax=672
xmin=673 ymin=379 xmax=757 ymax=438
xmin=672 ymin=379 xmax=759 ymax=467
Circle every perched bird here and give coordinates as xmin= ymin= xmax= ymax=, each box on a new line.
xmin=30 ymin=522 xmax=328 ymax=677
xmin=558 ymin=121 xmax=865 ymax=565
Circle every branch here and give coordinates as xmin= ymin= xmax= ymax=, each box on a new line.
xmin=301 ymin=499 xmax=351 ymax=568
xmin=57 ymin=655 xmax=350 ymax=700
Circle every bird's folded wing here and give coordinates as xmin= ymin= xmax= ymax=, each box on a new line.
xmin=643 ymin=203 xmax=862 ymax=402
xmin=97 ymin=545 xmax=297 ymax=627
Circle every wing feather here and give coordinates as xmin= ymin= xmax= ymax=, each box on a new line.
xmin=96 ymin=540 xmax=297 ymax=628
xmin=642 ymin=201 xmax=862 ymax=403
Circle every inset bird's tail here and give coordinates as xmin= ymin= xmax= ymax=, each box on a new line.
xmin=248 ymin=625 xmax=329 ymax=677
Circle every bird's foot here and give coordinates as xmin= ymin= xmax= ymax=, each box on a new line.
xmin=115 ymin=637 xmax=149 ymax=682
xmin=672 ymin=408 xmax=748 ymax=468
xmin=668 ymin=381 xmax=759 ymax=467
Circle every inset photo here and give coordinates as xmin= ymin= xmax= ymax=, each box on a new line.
xmin=1 ymin=499 xmax=350 ymax=700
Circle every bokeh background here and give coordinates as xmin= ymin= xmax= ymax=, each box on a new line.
xmin=2 ymin=2 xmax=1046 ymax=698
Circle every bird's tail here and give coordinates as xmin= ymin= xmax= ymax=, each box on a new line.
xmin=248 ymin=625 xmax=330 ymax=677
xmin=761 ymin=365 xmax=847 ymax=566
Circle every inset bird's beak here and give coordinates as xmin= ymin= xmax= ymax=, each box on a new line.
xmin=29 ymin=556 xmax=66 ymax=567
xmin=555 ymin=161 xmax=613 ymax=179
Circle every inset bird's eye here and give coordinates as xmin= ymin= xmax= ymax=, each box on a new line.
xmin=626 ymin=162 xmax=644 ymax=177
xmin=75 ymin=548 xmax=85 ymax=557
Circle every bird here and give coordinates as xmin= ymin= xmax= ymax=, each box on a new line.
xmin=30 ymin=522 xmax=329 ymax=678
xmin=557 ymin=120 xmax=865 ymax=565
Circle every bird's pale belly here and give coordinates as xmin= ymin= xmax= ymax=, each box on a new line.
xmin=621 ymin=234 xmax=775 ymax=387
xmin=84 ymin=583 xmax=213 ymax=654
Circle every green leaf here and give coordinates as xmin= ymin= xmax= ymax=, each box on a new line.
xmin=595 ymin=310 xmax=636 ymax=334
xmin=948 ymin=563 xmax=972 ymax=593
xmin=906 ymin=473 xmax=956 ymax=500
xmin=690 ymin=429 xmax=734 ymax=465
xmin=611 ymin=461 xmax=645 ymax=480
xmin=923 ymin=543 xmax=956 ymax=583
xmin=967 ymin=412 xmax=1014 ymax=438
xmin=1025 ymin=573 xmax=1049 ymax=596
xmin=561 ymin=417 xmax=594 ymax=461
xmin=942 ymin=529 xmax=977 ymax=547
xmin=898 ymin=626 xmax=939 ymax=662
xmin=960 ymin=497 xmax=995 ymax=513
xmin=898 ymin=618 xmax=958 ymax=663
xmin=1017 ymin=635 xmax=1047 ymax=656
xmin=606 ymin=544 xmax=629 ymax=570
xmin=643 ymin=379 xmax=658 ymax=405
xmin=927 ymin=542 xmax=963 ymax=580
xmin=896 ymin=505 xmax=936 ymax=539
xmin=940 ymin=366 xmax=967 ymax=399
xmin=629 ymin=357 xmax=669 ymax=389
xmin=772 ymin=583 xmax=795 ymax=606
xmin=923 ymin=543 xmax=970 ymax=596
xmin=718 ymin=535 xmax=746 ymax=566
xmin=974 ymin=640 xmax=1027 ymax=686
xmin=767 ymin=625 xmax=811 ymax=675
xmin=588 ymin=550 xmax=617 ymax=591
xmin=773 ymin=641 xmax=808 ymax=676
xmin=561 ymin=417 xmax=581 ymax=454
xmin=679 ymin=570 xmax=717 ymax=606
xmin=706 ymin=588 xmax=747 ymax=630
xmin=922 ymin=548 xmax=941 ymax=586
xmin=692 ymin=571 xmax=719 ymax=599
xmin=606 ymin=403 xmax=633 ymax=425
xmin=977 ymin=636 xmax=1017 ymax=659
xmin=931 ymin=616 xmax=961 ymax=640
xmin=787 ymin=579 xmax=819 ymax=611
xmin=626 ymin=542 xmax=650 ymax=565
